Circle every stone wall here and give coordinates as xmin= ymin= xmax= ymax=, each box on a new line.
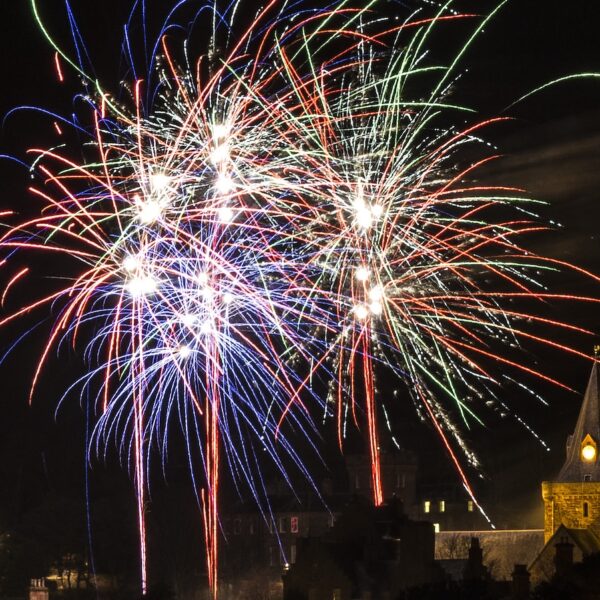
xmin=542 ymin=481 xmax=600 ymax=541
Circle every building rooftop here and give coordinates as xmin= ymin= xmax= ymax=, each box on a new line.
xmin=435 ymin=529 xmax=545 ymax=581
xmin=558 ymin=362 xmax=600 ymax=482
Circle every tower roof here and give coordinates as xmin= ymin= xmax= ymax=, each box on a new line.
xmin=558 ymin=362 xmax=600 ymax=482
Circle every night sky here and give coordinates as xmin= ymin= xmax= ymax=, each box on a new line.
xmin=0 ymin=0 xmax=599 ymax=579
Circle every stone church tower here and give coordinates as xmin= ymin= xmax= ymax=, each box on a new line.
xmin=542 ymin=361 xmax=600 ymax=542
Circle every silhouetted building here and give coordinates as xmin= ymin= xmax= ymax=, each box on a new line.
xmin=346 ymin=450 xmax=417 ymax=506
xmin=219 ymin=363 xmax=600 ymax=598
xmin=28 ymin=579 xmax=48 ymax=600
xmin=462 ymin=537 xmax=490 ymax=582
xmin=282 ymin=496 xmax=441 ymax=600
xmin=220 ymin=492 xmax=337 ymax=579
xmin=219 ymin=450 xmax=419 ymax=595
xmin=510 ymin=564 xmax=530 ymax=600
xmin=436 ymin=530 xmax=544 ymax=581
xmin=529 ymin=525 xmax=600 ymax=583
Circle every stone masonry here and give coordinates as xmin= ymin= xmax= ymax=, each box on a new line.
xmin=542 ymin=481 xmax=600 ymax=542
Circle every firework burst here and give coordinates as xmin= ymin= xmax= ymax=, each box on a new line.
xmin=1 ymin=0 xmax=599 ymax=596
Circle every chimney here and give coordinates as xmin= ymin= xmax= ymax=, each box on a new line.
xmin=554 ymin=538 xmax=574 ymax=579
xmin=511 ymin=564 xmax=530 ymax=599
xmin=29 ymin=579 xmax=49 ymax=600
xmin=463 ymin=537 xmax=488 ymax=581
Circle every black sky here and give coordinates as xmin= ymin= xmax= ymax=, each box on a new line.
xmin=0 ymin=0 xmax=599 ymax=542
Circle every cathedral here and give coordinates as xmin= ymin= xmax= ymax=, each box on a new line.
xmin=529 ymin=360 xmax=600 ymax=580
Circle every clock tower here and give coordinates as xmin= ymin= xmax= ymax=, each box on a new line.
xmin=542 ymin=360 xmax=600 ymax=541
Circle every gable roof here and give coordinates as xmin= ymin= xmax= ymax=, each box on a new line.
xmin=435 ymin=530 xmax=544 ymax=581
xmin=529 ymin=524 xmax=600 ymax=572
xmin=567 ymin=527 xmax=600 ymax=555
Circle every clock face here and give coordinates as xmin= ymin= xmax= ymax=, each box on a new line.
xmin=581 ymin=443 xmax=597 ymax=462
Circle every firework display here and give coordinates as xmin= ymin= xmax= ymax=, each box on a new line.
xmin=1 ymin=0 xmax=598 ymax=595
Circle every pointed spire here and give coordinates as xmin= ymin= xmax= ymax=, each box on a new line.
xmin=557 ymin=362 xmax=600 ymax=482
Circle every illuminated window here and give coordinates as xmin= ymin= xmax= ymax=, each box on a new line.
xmin=333 ymin=588 xmax=342 ymax=600
xmin=396 ymin=472 xmax=406 ymax=489
xmin=291 ymin=516 xmax=299 ymax=533
xmin=433 ymin=523 xmax=440 ymax=533
xmin=439 ymin=500 xmax=446 ymax=513
xmin=584 ymin=502 xmax=590 ymax=518
xmin=279 ymin=517 xmax=287 ymax=533
xmin=355 ymin=474 xmax=360 ymax=490
xmin=290 ymin=544 xmax=297 ymax=564
xmin=424 ymin=501 xmax=431 ymax=514
xmin=467 ymin=500 xmax=474 ymax=512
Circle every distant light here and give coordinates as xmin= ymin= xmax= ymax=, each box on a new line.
xmin=150 ymin=173 xmax=171 ymax=191
xmin=123 ymin=255 xmax=141 ymax=273
xmin=211 ymin=144 xmax=230 ymax=165
xmin=181 ymin=314 xmax=198 ymax=327
xmin=212 ymin=123 xmax=231 ymax=140
xmin=355 ymin=267 xmax=370 ymax=282
xmin=138 ymin=200 xmax=163 ymax=224
xmin=200 ymin=284 xmax=215 ymax=300
xmin=200 ymin=320 xmax=213 ymax=334
xmin=218 ymin=206 xmax=235 ymax=223
xmin=353 ymin=196 xmax=366 ymax=211
xmin=354 ymin=305 xmax=368 ymax=320
xmin=371 ymin=204 xmax=384 ymax=218
xmin=370 ymin=301 xmax=383 ymax=315
xmin=369 ymin=285 xmax=384 ymax=302
xmin=197 ymin=272 xmax=209 ymax=286
xmin=222 ymin=292 xmax=234 ymax=304
xmin=178 ymin=345 xmax=192 ymax=359
xmin=355 ymin=207 xmax=373 ymax=229
xmin=215 ymin=174 xmax=235 ymax=195
xmin=127 ymin=275 xmax=157 ymax=297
